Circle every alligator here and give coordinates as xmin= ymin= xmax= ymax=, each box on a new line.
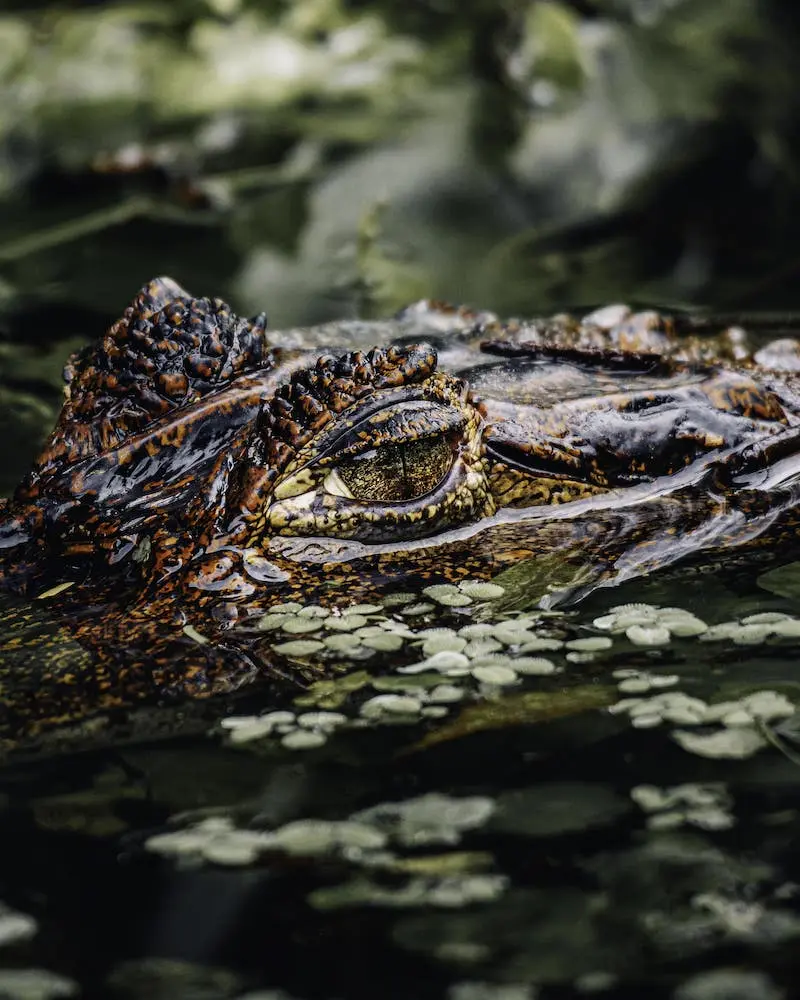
xmin=2 ymin=277 xmax=800 ymax=753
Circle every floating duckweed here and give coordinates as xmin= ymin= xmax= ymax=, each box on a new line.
xmin=656 ymin=703 xmax=708 ymax=726
xmin=592 ymin=614 xmax=619 ymax=631
xmin=463 ymin=639 xmax=504 ymax=659
xmin=467 ymin=653 xmax=514 ymax=669
xmin=323 ymin=633 xmax=363 ymax=652
xmin=220 ymin=718 xmax=268 ymax=743
xmin=272 ymin=639 xmax=325 ymax=656
xmin=500 ymin=614 xmax=538 ymax=627
xmin=614 ymin=612 xmax=659 ymax=631
xmin=617 ymin=677 xmax=653 ymax=694
xmin=718 ymin=709 xmax=752 ymax=727
xmin=401 ymin=602 xmax=436 ymax=616
xmin=361 ymin=694 xmax=424 ymax=717
xmin=346 ymin=645 xmax=377 ymax=662
xmin=672 ymin=727 xmax=767 ymax=759
xmin=269 ymin=602 xmax=303 ymax=614
xmin=492 ymin=625 xmax=538 ymax=646
xmin=626 ymin=624 xmax=671 ymax=647
xmin=693 ymin=616 xmax=800 ymax=643
xmin=444 ymin=665 xmax=473 ymax=678
xmin=510 ymin=656 xmax=557 ymax=675
xmin=630 ymin=714 xmax=662 ymax=729
xmin=297 ymin=711 xmax=348 ymax=730
xmin=566 ymin=636 xmax=613 ymax=652
xmin=203 ymin=839 xmax=267 ymax=866
xmin=297 ymin=604 xmax=330 ymax=619
xmin=772 ymin=618 xmax=800 ymax=638
xmin=146 ymin=817 xmax=258 ymax=861
xmin=325 ymin=614 xmax=369 ymax=631
xmin=267 ymin=819 xmax=388 ymax=855
xmin=594 ymin=603 xmax=679 ymax=634
xmin=148 ymin=814 xmax=393 ymax=868
xmin=0 ymin=904 xmax=37 ymax=947
xmin=458 ymin=581 xmax=506 ymax=600
xmin=472 ymin=665 xmax=518 ymax=686
xmin=293 ymin=671 xmax=372 ymax=709
xmin=631 ymin=782 xmax=733 ymax=831
xmin=255 ymin=613 xmax=288 ymax=631
xmin=700 ymin=700 xmax=762 ymax=725
xmin=239 ymin=710 xmax=295 ymax=728
xmin=428 ymin=685 xmax=466 ymax=703
xmin=459 ymin=624 xmax=498 ymax=640
xmin=304 ymin=819 xmax=387 ymax=854
xmin=615 ymin=671 xmax=680 ymax=694
xmin=0 ymin=970 xmax=79 ymax=1000
xmin=355 ymin=625 xmax=389 ymax=638
xmin=417 ymin=626 xmax=460 ymax=639
xmin=632 ymin=782 xmax=718 ymax=812
xmin=421 ymin=706 xmax=450 ymax=719
xmin=360 ymin=633 xmax=405 ymax=652
xmin=345 ymin=604 xmax=385 ymax=615
xmin=422 ymin=635 xmax=468 ymax=657
xmin=611 ymin=688 xmax=795 ymax=744
xmin=733 ymin=624 xmax=775 ymax=645
xmin=698 ymin=621 xmax=740 ymax=641
xmin=281 ymin=730 xmax=327 ymax=750
xmin=566 ymin=652 xmax=595 ymax=664
xmin=281 ymin=617 xmax=324 ymax=635
xmin=742 ymin=612 xmax=792 ymax=625
xmin=517 ymin=638 xmax=564 ymax=653
xmin=396 ymin=660 xmax=433 ymax=675
xmin=401 ymin=651 xmax=471 ymax=675
xmin=379 ymin=620 xmax=418 ymax=638
xmin=439 ymin=593 xmax=475 ymax=608
xmin=352 ymin=793 xmax=496 ymax=846
xmin=609 ymin=603 xmax=658 ymax=615
xmin=733 ymin=690 xmax=794 ymax=721
xmin=309 ymin=872 xmax=508 ymax=911
xmin=381 ymin=592 xmax=417 ymax=607
xmin=698 ymin=620 xmax=775 ymax=644
xmin=660 ymin=615 xmax=707 ymax=637
xmin=221 ymin=710 xmax=297 ymax=744
xmin=609 ymin=692 xmax=708 ymax=726
xmin=423 ymin=584 xmax=462 ymax=601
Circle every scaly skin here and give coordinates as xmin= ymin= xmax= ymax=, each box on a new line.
xmin=3 ymin=278 xmax=800 ymax=753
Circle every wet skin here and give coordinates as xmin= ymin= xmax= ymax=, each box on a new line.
xmin=3 ymin=278 xmax=800 ymax=751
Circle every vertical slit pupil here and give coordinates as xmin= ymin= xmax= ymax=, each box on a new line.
xmin=337 ymin=438 xmax=453 ymax=502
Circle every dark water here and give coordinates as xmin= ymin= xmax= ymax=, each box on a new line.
xmin=4 ymin=569 xmax=800 ymax=999
xmin=3 ymin=3 xmax=800 ymax=998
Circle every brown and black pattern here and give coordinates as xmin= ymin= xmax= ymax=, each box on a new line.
xmin=20 ymin=276 xmax=272 ymax=488
xmin=3 ymin=282 xmax=800 ymax=754
xmin=252 ymin=344 xmax=438 ymax=483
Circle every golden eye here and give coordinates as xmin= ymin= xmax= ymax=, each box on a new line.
xmin=404 ymin=437 xmax=453 ymax=499
xmin=334 ymin=446 xmax=406 ymax=503
xmin=325 ymin=438 xmax=454 ymax=503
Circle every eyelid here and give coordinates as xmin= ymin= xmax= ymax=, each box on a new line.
xmin=316 ymin=401 xmax=466 ymax=467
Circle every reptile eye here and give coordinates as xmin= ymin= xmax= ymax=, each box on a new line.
xmin=325 ymin=437 xmax=454 ymax=503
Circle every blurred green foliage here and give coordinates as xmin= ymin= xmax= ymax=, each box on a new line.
xmin=2 ymin=0 xmax=800 ymax=489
